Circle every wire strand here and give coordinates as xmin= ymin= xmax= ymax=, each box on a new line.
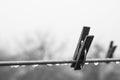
xmin=0 ymin=58 xmax=120 ymax=66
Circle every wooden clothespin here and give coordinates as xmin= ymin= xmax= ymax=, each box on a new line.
xmin=71 ymin=26 xmax=94 ymax=70
xmin=74 ymin=35 xmax=94 ymax=70
xmin=71 ymin=26 xmax=90 ymax=68
xmin=106 ymin=41 xmax=117 ymax=58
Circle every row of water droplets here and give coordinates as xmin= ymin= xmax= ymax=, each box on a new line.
xmin=10 ymin=63 xmax=71 ymax=69
xmin=84 ymin=62 xmax=100 ymax=66
xmin=85 ymin=61 xmax=120 ymax=66
xmin=85 ymin=62 xmax=99 ymax=66
xmin=9 ymin=61 xmax=120 ymax=69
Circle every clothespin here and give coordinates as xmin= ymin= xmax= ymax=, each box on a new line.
xmin=106 ymin=41 xmax=117 ymax=58
xmin=71 ymin=26 xmax=94 ymax=70
xmin=74 ymin=35 xmax=94 ymax=70
xmin=71 ymin=27 xmax=90 ymax=68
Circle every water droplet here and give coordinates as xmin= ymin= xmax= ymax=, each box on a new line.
xmin=55 ymin=64 xmax=60 ymax=66
xmin=32 ymin=64 xmax=39 ymax=68
xmin=115 ymin=61 xmax=120 ymax=64
xmin=10 ymin=65 xmax=20 ymax=68
xmin=61 ymin=63 xmax=69 ymax=66
xmin=94 ymin=62 xmax=99 ymax=66
xmin=85 ymin=62 xmax=89 ymax=65
xmin=47 ymin=64 xmax=53 ymax=66
xmin=63 ymin=63 xmax=69 ymax=66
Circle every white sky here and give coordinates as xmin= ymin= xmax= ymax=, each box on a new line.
xmin=0 ymin=0 xmax=120 ymax=58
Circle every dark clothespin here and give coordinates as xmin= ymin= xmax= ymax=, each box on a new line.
xmin=71 ymin=27 xmax=90 ymax=67
xmin=106 ymin=41 xmax=117 ymax=58
xmin=74 ymin=35 xmax=94 ymax=70
xmin=71 ymin=26 xmax=94 ymax=70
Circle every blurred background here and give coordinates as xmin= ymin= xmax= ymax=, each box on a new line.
xmin=0 ymin=0 xmax=120 ymax=80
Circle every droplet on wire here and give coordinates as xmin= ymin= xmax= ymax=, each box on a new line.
xmin=94 ymin=62 xmax=99 ymax=66
xmin=10 ymin=65 xmax=20 ymax=68
xmin=85 ymin=62 xmax=89 ymax=65
xmin=32 ymin=64 xmax=39 ymax=68
xmin=55 ymin=64 xmax=60 ymax=66
xmin=63 ymin=63 xmax=70 ymax=66
xmin=61 ymin=63 xmax=69 ymax=66
xmin=47 ymin=64 xmax=53 ymax=67
xmin=115 ymin=61 xmax=120 ymax=64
